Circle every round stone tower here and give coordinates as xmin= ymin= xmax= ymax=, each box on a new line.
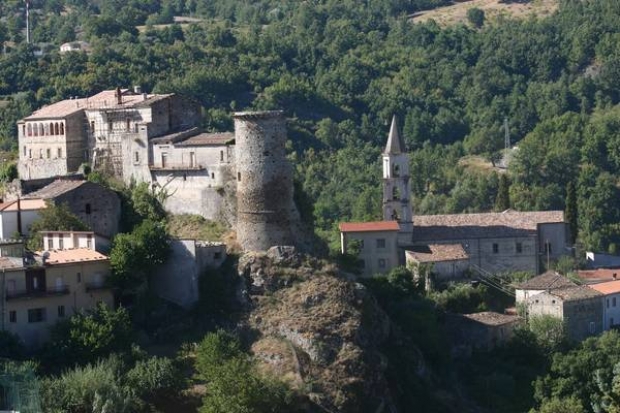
xmin=234 ymin=110 xmax=297 ymax=251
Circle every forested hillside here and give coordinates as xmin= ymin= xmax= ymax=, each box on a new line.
xmin=2 ymin=0 xmax=620 ymax=252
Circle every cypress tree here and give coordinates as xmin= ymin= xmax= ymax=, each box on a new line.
xmin=495 ymin=173 xmax=510 ymax=211
xmin=565 ymin=181 xmax=578 ymax=244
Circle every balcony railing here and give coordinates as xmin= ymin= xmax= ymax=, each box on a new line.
xmin=6 ymin=285 xmax=70 ymax=301
xmin=85 ymin=281 xmax=108 ymax=292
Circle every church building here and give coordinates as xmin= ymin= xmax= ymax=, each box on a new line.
xmin=340 ymin=116 xmax=571 ymax=279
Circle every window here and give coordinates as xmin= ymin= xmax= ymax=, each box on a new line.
xmin=59 ymin=123 xmax=64 ymax=134
xmin=126 ymin=118 xmax=131 ymax=131
xmin=108 ymin=120 xmax=113 ymax=131
xmin=376 ymin=238 xmax=386 ymax=248
xmin=39 ymin=149 xmax=43 ymax=159
xmin=58 ymin=238 xmax=64 ymax=250
xmin=76 ymin=272 xmax=81 ymax=283
xmin=220 ymin=151 xmax=224 ymax=162
xmin=161 ymin=152 xmax=168 ymax=168
xmin=46 ymin=148 xmax=51 ymax=159
xmin=86 ymin=235 xmax=92 ymax=249
xmin=58 ymin=305 xmax=65 ymax=318
xmin=493 ymin=243 xmax=499 ymax=254
xmin=90 ymin=121 xmax=95 ymax=133
xmin=237 ymin=172 xmax=241 ymax=181
xmin=57 ymin=147 xmax=62 ymax=158
xmin=22 ymin=124 xmax=25 ymax=136
xmin=23 ymin=146 xmax=26 ymax=157
xmin=28 ymin=308 xmax=46 ymax=323
xmin=590 ymin=321 xmax=596 ymax=334
xmin=28 ymin=149 xmax=32 ymax=159
xmin=516 ymin=242 xmax=523 ymax=253
xmin=134 ymin=151 xmax=139 ymax=163
xmin=54 ymin=123 xmax=59 ymax=135
xmin=85 ymin=203 xmax=91 ymax=214
xmin=611 ymin=317 xmax=615 ymax=327
xmin=9 ymin=311 xmax=16 ymax=323
xmin=27 ymin=123 xmax=32 ymax=136
xmin=214 ymin=252 xmax=222 ymax=260
xmin=47 ymin=238 xmax=53 ymax=250
xmin=211 ymin=172 xmax=215 ymax=179
xmin=378 ymin=258 xmax=386 ymax=269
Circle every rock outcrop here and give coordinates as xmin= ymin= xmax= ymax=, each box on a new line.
xmin=238 ymin=246 xmax=394 ymax=413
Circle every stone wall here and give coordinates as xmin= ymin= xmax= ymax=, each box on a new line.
xmin=51 ymin=182 xmax=121 ymax=238
xmin=234 ymin=111 xmax=298 ymax=251
xmin=563 ymin=296 xmax=603 ymax=341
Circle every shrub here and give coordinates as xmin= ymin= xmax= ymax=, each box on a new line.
xmin=125 ymin=356 xmax=183 ymax=399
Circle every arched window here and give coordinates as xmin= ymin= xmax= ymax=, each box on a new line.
xmin=55 ymin=123 xmax=60 ymax=135
xmin=393 ymin=164 xmax=400 ymax=177
xmin=44 ymin=123 xmax=50 ymax=135
xmin=33 ymin=124 xmax=38 ymax=136
xmin=27 ymin=123 xmax=32 ymax=136
xmin=39 ymin=123 xmax=44 ymax=136
xmin=60 ymin=123 xmax=64 ymax=135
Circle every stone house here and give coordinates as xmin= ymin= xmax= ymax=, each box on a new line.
xmin=151 ymin=240 xmax=227 ymax=308
xmin=0 ymin=198 xmax=46 ymax=238
xmin=514 ymin=271 xmax=577 ymax=305
xmin=589 ymin=280 xmax=620 ymax=330
xmin=22 ymin=180 xmax=121 ymax=239
xmin=406 ymin=244 xmax=469 ymax=283
xmin=17 ymin=88 xmax=201 ymax=182
xmin=339 ymin=221 xmax=400 ymax=277
xmin=1 ymin=247 xmax=113 ymax=348
xmin=526 ymin=286 xmax=603 ymax=342
xmin=447 ymin=311 xmax=524 ymax=355
xmin=149 ymin=129 xmax=236 ymax=219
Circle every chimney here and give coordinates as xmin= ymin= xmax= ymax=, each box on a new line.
xmin=116 ymin=87 xmax=122 ymax=105
xmin=142 ymin=93 xmax=148 ymax=101
xmin=614 ymin=273 xmax=617 ymax=280
xmin=134 ymin=85 xmax=142 ymax=94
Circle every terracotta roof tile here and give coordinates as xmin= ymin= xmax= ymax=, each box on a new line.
xmin=549 ymin=286 xmax=602 ymax=300
xmin=589 ymin=280 xmax=620 ymax=295
xmin=0 ymin=199 xmax=47 ymax=212
xmin=406 ymin=244 xmax=468 ymax=263
xmin=578 ymin=269 xmax=620 ymax=283
xmin=22 ymin=180 xmax=86 ymax=199
xmin=0 ymin=257 xmax=24 ymax=271
xmin=516 ymin=271 xmax=576 ymax=290
xmin=412 ymin=210 xmax=565 ymax=241
xmin=176 ymin=132 xmax=234 ymax=146
xmin=36 ymin=248 xmax=108 ymax=265
xmin=339 ymin=221 xmax=400 ymax=232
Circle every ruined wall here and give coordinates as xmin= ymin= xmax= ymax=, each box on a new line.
xmin=234 ymin=111 xmax=298 ymax=251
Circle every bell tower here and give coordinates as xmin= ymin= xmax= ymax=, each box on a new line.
xmin=382 ymin=115 xmax=413 ymax=241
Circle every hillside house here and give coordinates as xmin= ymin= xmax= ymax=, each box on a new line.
xmin=526 ymin=286 xmax=603 ymax=342
xmin=589 ymin=280 xmax=620 ymax=330
xmin=339 ymin=221 xmax=400 ymax=277
xmin=0 ymin=198 xmax=46 ymax=238
xmin=41 ymin=230 xmax=111 ymax=254
xmin=406 ymin=244 xmax=469 ymax=283
xmin=1 ymin=245 xmax=113 ymax=348
xmin=22 ymin=180 xmax=121 ymax=238
xmin=447 ymin=311 xmax=524 ymax=355
xmin=514 ymin=271 xmax=577 ymax=305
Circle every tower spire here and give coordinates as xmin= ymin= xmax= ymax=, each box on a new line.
xmin=384 ymin=115 xmax=406 ymax=154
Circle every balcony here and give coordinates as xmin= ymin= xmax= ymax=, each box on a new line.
xmin=85 ymin=281 xmax=109 ymax=292
xmin=6 ymin=285 xmax=70 ymax=301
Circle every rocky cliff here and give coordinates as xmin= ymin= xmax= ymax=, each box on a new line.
xmin=237 ymin=246 xmax=395 ymax=413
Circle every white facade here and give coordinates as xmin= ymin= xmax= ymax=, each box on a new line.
xmin=41 ymin=231 xmax=111 ymax=253
xmin=0 ymin=199 xmax=46 ymax=239
xmin=340 ymin=224 xmax=400 ymax=277
xmin=603 ymin=294 xmax=620 ymax=330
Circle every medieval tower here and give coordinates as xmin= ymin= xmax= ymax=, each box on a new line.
xmin=382 ymin=115 xmax=414 ymax=245
xmin=234 ymin=110 xmax=298 ymax=251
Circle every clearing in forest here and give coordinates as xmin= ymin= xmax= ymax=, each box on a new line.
xmin=410 ymin=0 xmax=558 ymax=26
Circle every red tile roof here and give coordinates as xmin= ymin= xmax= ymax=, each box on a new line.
xmin=339 ymin=221 xmax=400 ymax=233
xmin=589 ymin=280 xmax=620 ymax=295
xmin=36 ymin=248 xmax=108 ymax=265
xmin=516 ymin=271 xmax=577 ymax=290
xmin=0 ymin=199 xmax=47 ymax=212
xmin=578 ymin=269 xmax=620 ymax=284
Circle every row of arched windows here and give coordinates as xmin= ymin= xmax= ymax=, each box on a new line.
xmin=23 ymin=122 xmax=65 ymax=137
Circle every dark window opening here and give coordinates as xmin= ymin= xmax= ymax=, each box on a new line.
xmin=9 ymin=311 xmax=16 ymax=323
xmin=85 ymin=203 xmax=91 ymax=214
xmin=58 ymin=305 xmax=65 ymax=318
xmin=237 ymin=172 xmax=241 ymax=181
xmin=28 ymin=308 xmax=46 ymax=323
xmin=516 ymin=242 xmax=523 ymax=253
xmin=493 ymin=243 xmax=499 ymax=254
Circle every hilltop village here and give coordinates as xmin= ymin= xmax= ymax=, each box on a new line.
xmin=3 ymin=87 xmax=620 ymax=355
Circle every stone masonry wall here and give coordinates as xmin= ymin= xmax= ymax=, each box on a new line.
xmin=234 ymin=111 xmax=297 ymax=251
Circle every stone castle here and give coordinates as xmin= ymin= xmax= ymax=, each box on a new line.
xmin=16 ymin=89 xmax=301 ymax=252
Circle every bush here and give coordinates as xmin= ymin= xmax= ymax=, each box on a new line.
xmin=0 ymin=330 xmax=26 ymax=359
xmin=467 ymin=7 xmax=485 ymax=28
xmin=125 ymin=356 xmax=183 ymax=399
xmin=429 ymin=283 xmax=489 ymax=313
